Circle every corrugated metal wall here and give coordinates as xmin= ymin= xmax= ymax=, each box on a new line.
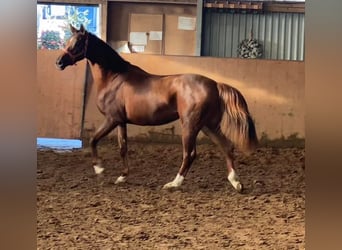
xmin=202 ymin=11 xmax=305 ymax=61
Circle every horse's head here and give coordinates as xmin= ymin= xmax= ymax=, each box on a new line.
xmin=56 ymin=24 xmax=89 ymax=70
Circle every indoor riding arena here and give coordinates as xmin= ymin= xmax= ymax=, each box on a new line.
xmin=37 ymin=0 xmax=305 ymax=249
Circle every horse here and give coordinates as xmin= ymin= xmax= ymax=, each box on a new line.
xmin=56 ymin=25 xmax=258 ymax=192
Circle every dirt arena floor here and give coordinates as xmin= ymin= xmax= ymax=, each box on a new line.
xmin=37 ymin=141 xmax=305 ymax=249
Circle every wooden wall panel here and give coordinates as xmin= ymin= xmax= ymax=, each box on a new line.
xmin=107 ymin=2 xmax=196 ymax=50
xmin=37 ymin=50 xmax=86 ymax=139
xmin=83 ymin=54 xmax=305 ymax=141
xmin=37 ymin=53 xmax=304 ymax=141
xmin=164 ymin=15 xmax=196 ymax=55
xmin=129 ymin=14 xmax=163 ymax=54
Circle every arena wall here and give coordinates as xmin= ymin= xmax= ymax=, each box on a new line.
xmin=82 ymin=54 xmax=305 ymax=144
xmin=37 ymin=51 xmax=304 ymax=145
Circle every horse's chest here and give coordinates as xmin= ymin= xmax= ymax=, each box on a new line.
xmin=96 ymin=97 xmax=106 ymax=114
xmin=89 ymin=64 xmax=113 ymax=92
xmin=96 ymin=87 xmax=121 ymax=115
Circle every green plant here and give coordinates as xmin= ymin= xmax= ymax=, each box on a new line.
xmin=38 ymin=30 xmax=63 ymax=50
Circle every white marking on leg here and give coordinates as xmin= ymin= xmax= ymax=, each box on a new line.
xmin=93 ymin=164 xmax=104 ymax=175
xmin=163 ymin=174 xmax=184 ymax=189
xmin=115 ymin=175 xmax=126 ymax=184
xmin=228 ymin=169 xmax=242 ymax=192
xmin=173 ymin=174 xmax=184 ymax=186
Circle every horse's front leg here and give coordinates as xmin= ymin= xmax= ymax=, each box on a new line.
xmin=114 ymin=124 xmax=129 ymax=184
xmin=90 ymin=118 xmax=118 ymax=175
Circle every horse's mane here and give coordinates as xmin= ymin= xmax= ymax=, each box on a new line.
xmin=87 ymin=32 xmax=130 ymax=73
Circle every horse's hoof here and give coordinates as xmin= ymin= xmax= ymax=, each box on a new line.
xmin=162 ymin=183 xmax=172 ymax=189
xmin=236 ymin=183 xmax=243 ymax=193
xmin=93 ymin=165 xmax=104 ymax=175
xmin=162 ymin=182 xmax=178 ymax=189
xmin=115 ymin=176 xmax=126 ymax=184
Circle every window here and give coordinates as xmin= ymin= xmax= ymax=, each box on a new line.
xmin=37 ymin=4 xmax=100 ymax=49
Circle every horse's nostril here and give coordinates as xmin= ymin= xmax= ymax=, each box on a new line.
xmin=56 ymin=58 xmax=64 ymax=70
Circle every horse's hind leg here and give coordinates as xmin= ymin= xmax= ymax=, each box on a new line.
xmin=115 ymin=124 xmax=129 ymax=184
xmin=90 ymin=118 xmax=118 ymax=174
xmin=163 ymin=126 xmax=199 ymax=189
xmin=202 ymin=127 xmax=243 ymax=192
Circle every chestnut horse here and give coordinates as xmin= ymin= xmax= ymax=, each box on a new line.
xmin=56 ymin=25 xmax=258 ymax=192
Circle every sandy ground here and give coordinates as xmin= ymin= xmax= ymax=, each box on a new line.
xmin=37 ymin=141 xmax=305 ymax=249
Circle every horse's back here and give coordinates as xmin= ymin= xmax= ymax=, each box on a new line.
xmin=172 ymin=74 xmax=220 ymax=105
xmin=166 ymin=74 xmax=222 ymax=128
xmin=121 ymin=71 xmax=222 ymax=127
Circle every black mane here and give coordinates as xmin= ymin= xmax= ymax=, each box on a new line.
xmin=86 ymin=33 xmax=130 ymax=73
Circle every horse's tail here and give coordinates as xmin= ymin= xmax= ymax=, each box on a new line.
xmin=217 ymin=83 xmax=258 ymax=153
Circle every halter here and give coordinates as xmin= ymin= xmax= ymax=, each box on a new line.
xmin=62 ymin=32 xmax=89 ymax=65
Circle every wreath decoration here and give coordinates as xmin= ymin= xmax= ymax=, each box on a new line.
xmin=237 ymin=30 xmax=263 ymax=59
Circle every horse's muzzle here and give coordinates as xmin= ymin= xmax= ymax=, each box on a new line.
xmin=55 ymin=58 xmax=65 ymax=70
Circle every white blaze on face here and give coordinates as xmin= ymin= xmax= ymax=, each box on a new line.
xmin=69 ymin=36 xmax=77 ymax=48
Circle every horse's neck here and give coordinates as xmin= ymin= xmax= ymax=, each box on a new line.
xmin=127 ymin=63 xmax=150 ymax=75
xmin=86 ymin=34 xmax=152 ymax=92
xmin=87 ymin=34 xmax=129 ymax=73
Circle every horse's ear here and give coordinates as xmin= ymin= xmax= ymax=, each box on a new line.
xmin=70 ymin=24 xmax=78 ymax=34
xmin=80 ymin=24 xmax=86 ymax=34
